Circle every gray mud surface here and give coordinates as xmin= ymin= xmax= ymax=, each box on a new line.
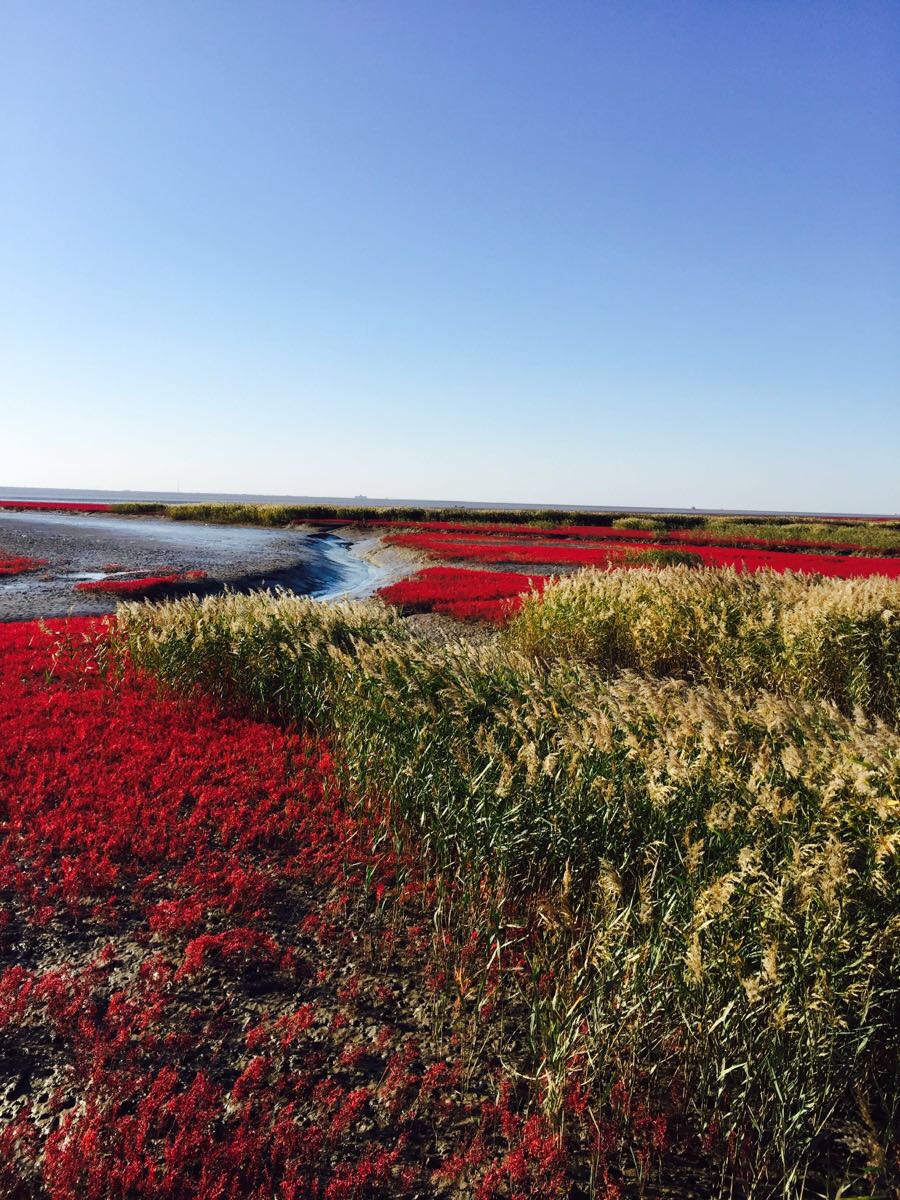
xmin=0 ymin=512 xmax=362 ymax=620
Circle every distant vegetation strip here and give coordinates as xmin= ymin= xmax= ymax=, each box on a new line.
xmin=110 ymin=500 xmax=708 ymax=526
xmin=0 ymin=500 xmax=112 ymax=513
xmin=111 ymin=579 xmax=900 ymax=1194
xmin=1 ymin=496 xmax=898 ymax=553
xmin=109 ymin=501 xmax=900 ymax=553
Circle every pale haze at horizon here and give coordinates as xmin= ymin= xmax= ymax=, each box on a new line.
xmin=2 ymin=2 xmax=898 ymax=512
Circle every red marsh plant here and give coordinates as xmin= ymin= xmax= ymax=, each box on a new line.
xmin=0 ymin=555 xmax=48 ymax=576
xmin=0 ymin=500 xmax=112 ymax=512
xmin=74 ymin=569 xmax=208 ymax=597
xmin=378 ymin=566 xmax=548 ymax=623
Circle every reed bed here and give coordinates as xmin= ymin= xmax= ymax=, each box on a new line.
xmin=106 ymin=590 xmax=405 ymax=726
xmin=702 ymin=518 xmax=900 ymax=554
xmin=506 ymin=566 xmax=900 ymax=722
xmin=109 ymin=581 xmax=900 ymax=1195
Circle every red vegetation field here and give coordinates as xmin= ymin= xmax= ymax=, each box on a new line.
xmin=0 ymin=620 xmax=597 ymax=1198
xmin=378 ymin=567 xmax=548 ymax=622
xmin=385 ymin=533 xmax=623 ymax=569
xmin=386 ymin=532 xmax=900 ymax=580
xmin=0 ymin=500 xmax=112 ymax=513
xmin=667 ymin=543 xmax=900 ymax=577
xmin=344 ymin=517 xmax=898 ymax=557
xmin=372 ymin=523 xmax=900 ymax=626
xmin=74 ymin=570 xmax=208 ymax=597
xmin=382 ymin=520 xmax=655 ymax=541
xmin=0 ymin=555 xmax=47 ymax=577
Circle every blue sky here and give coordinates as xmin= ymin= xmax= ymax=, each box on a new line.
xmin=2 ymin=2 xmax=898 ymax=512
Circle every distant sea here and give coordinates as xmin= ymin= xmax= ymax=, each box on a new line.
xmin=0 ymin=486 xmax=895 ymax=521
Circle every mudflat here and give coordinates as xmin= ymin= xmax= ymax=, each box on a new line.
xmin=0 ymin=511 xmax=334 ymax=620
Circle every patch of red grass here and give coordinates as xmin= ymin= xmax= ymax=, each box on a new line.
xmin=385 ymin=533 xmax=622 ymax=568
xmin=75 ymin=570 xmax=208 ymax=596
xmin=432 ymin=597 xmax=527 ymax=623
xmin=390 ymin=521 xmax=898 ymax=557
xmin=379 ymin=567 xmax=548 ymax=621
xmin=0 ymin=555 xmax=47 ymax=577
xmin=0 ymin=500 xmax=112 ymax=513
xmin=322 ymin=516 xmax=899 ymax=560
xmin=672 ymin=543 xmax=900 ymax=578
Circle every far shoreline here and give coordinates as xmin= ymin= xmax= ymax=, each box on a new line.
xmin=1 ymin=487 xmax=897 ymax=522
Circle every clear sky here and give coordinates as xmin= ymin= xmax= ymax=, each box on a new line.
xmin=2 ymin=2 xmax=898 ymax=512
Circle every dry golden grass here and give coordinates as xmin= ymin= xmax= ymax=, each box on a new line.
xmin=505 ymin=566 xmax=900 ymax=720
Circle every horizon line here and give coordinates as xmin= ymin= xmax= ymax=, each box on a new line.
xmin=1 ymin=485 xmax=897 ymax=522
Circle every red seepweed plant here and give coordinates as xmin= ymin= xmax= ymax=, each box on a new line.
xmin=0 ymin=555 xmax=48 ymax=577
xmin=378 ymin=566 xmax=549 ymax=623
xmin=74 ymin=569 xmax=208 ymax=596
xmin=0 ymin=500 xmax=112 ymax=513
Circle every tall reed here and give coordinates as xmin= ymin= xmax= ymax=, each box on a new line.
xmin=705 ymin=517 xmax=900 ymax=553
xmin=505 ymin=567 xmax=900 ymax=720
